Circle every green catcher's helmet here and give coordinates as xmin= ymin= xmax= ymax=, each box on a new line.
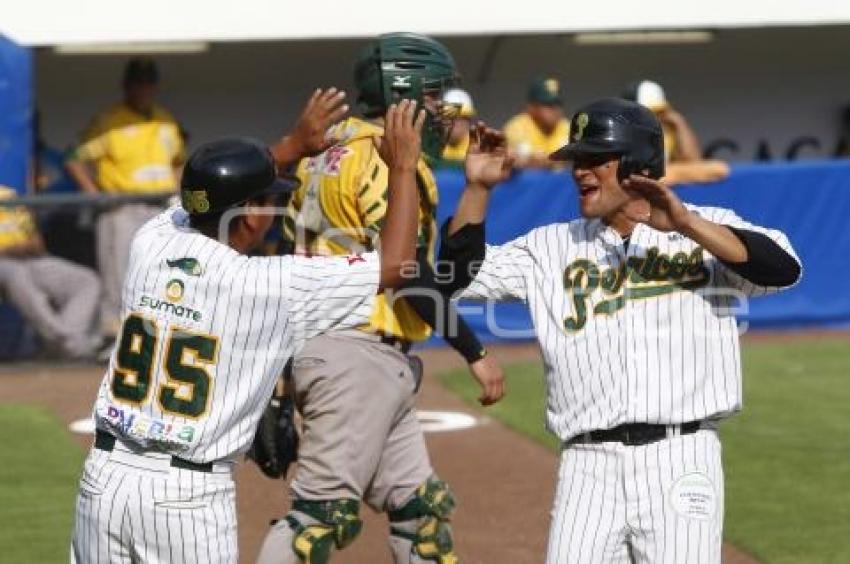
xmin=354 ymin=32 xmax=459 ymax=159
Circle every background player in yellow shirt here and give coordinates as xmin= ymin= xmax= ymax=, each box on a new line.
xmin=0 ymin=187 xmax=101 ymax=358
xmin=623 ymin=79 xmax=730 ymax=185
xmin=257 ymin=33 xmax=512 ymax=564
xmin=622 ymin=79 xmax=702 ymax=163
xmin=438 ymin=88 xmax=476 ymax=166
xmin=503 ymin=77 xmax=570 ymax=168
xmin=65 ymin=57 xmax=185 ymax=340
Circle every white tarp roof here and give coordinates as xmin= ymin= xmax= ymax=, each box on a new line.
xmin=4 ymin=0 xmax=850 ymax=46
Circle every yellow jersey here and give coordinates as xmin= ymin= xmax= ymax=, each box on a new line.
xmin=0 ymin=187 xmax=37 ymax=251
xmin=284 ymin=117 xmax=439 ymax=342
xmin=504 ymin=112 xmax=570 ymax=159
xmin=662 ymin=122 xmax=677 ymax=162
xmin=441 ymin=135 xmax=469 ymax=162
xmin=74 ymin=103 xmax=185 ymax=194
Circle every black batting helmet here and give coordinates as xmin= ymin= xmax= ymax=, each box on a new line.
xmin=550 ymin=98 xmax=665 ymax=180
xmin=180 ymin=138 xmax=299 ymax=217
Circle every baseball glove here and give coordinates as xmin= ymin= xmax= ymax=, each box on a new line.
xmin=247 ymin=365 xmax=299 ymax=479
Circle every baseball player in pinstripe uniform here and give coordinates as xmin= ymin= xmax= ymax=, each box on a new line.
xmin=439 ymin=98 xmax=802 ymax=563
xmin=70 ymin=93 xmax=427 ymax=563
xmin=257 ymin=33 xmax=509 ymax=564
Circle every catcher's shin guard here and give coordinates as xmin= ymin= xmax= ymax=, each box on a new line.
xmin=388 ymin=476 xmax=459 ymax=564
xmin=256 ymin=499 xmax=362 ymax=564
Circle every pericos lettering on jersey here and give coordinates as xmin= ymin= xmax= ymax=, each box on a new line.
xmin=563 ymin=247 xmax=710 ymax=332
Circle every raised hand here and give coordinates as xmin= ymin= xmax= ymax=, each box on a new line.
xmin=465 ymin=121 xmax=514 ymax=189
xmin=622 ymin=174 xmax=694 ymax=233
xmin=377 ymin=99 xmax=427 ymax=172
xmin=374 ymin=100 xmax=428 ymax=289
xmin=271 ymin=88 xmax=349 ymax=165
xmin=291 ymin=88 xmax=350 ymax=156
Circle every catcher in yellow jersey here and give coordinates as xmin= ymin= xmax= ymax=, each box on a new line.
xmin=256 ymin=33 xmax=513 ymax=564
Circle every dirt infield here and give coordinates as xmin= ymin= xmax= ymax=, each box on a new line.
xmin=0 ymin=344 xmax=758 ymax=563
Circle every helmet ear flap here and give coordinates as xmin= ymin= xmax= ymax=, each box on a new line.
xmin=618 ymin=154 xmax=663 ymax=182
xmin=617 ymin=155 xmax=639 ymax=182
xmin=648 ymin=144 xmax=666 ymax=179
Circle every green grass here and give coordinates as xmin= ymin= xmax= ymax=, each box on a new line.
xmin=0 ymin=404 xmax=85 ymax=563
xmin=439 ymin=338 xmax=850 ymax=563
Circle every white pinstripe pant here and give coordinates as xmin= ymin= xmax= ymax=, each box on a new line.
xmin=546 ymin=430 xmax=724 ymax=564
xmin=71 ymin=448 xmax=237 ymax=563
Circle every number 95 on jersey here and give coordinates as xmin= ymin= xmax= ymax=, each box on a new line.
xmin=100 ymin=313 xmax=220 ymax=448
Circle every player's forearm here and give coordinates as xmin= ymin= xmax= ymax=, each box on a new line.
xmin=664 ymin=160 xmax=729 ymax=186
xmin=682 ymin=216 xmax=800 ymax=286
xmin=0 ymin=237 xmax=44 ymax=258
xmin=65 ymin=159 xmax=100 ymax=193
xmin=441 ymin=311 xmax=486 ymax=364
xmin=400 ymin=257 xmax=486 ymax=363
xmin=670 ymin=118 xmax=702 ymax=162
xmin=438 ymin=218 xmax=485 ymax=294
xmin=679 ymin=213 xmax=748 ymax=263
xmin=448 ymin=183 xmax=491 ymax=236
xmin=269 ymin=136 xmax=304 ymax=168
xmin=378 ymin=164 xmax=419 ymax=289
xmin=721 ymin=227 xmax=801 ymax=287
xmin=440 ymin=310 xmax=486 ymax=363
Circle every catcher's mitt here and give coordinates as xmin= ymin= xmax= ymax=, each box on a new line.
xmin=247 ymin=367 xmax=299 ymax=479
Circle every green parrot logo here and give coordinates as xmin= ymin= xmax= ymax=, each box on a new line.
xmin=167 ymin=258 xmax=204 ymax=277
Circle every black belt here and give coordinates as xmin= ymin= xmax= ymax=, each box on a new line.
xmin=94 ymin=429 xmax=213 ymax=473
xmin=568 ymin=421 xmax=703 ymax=447
xmin=380 ymin=334 xmax=412 ymax=354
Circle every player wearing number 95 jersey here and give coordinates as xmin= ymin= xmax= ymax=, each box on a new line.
xmin=70 ymin=94 xmax=426 ymax=564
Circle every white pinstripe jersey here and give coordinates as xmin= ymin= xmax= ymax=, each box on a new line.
xmin=461 ymin=205 xmax=800 ymax=442
xmin=92 ymin=206 xmax=379 ymax=462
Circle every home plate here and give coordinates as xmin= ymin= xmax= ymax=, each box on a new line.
xmin=417 ymin=410 xmax=479 ymax=433
xmin=69 ymin=417 xmax=95 ymax=435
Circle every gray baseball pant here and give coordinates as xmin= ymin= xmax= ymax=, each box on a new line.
xmin=0 ymin=255 xmax=101 ymax=358
xmin=97 ymin=203 xmax=162 ymax=336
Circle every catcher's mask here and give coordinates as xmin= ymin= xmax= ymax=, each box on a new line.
xmin=354 ymin=32 xmax=460 ymax=160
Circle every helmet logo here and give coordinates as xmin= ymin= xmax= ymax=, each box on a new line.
xmin=392 ymin=75 xmax=412 ymax=88
xmin=574 ymin=113 xmax=590 ymax=141
xmin=184 ymin=190 xmax=210 ymax=214
xmin=544 ymin=79 xmax=559 ymax=95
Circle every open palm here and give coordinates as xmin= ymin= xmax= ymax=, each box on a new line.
xmin=464 ymin=122 xmax=514 ymax=189
xmin=623 ymin=174 xmax=693 ymax=232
